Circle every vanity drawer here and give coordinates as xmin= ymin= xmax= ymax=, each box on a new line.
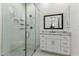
xmin=61 ymin=40 xmax=70 ymax=47
xmin=40 ymin=38 xmax=47 ymax=50
xmin=40 ymin=38 xmax=46 ymax=43
xmin=61 ymin=47 xmax=70 ymax=55
xmin=40 ymin=40 xmax=46 ymax=45
xmin=61 ymin=36 xmax=70 ymax=41
xmin=40 ymin=44 xmax=46 ymax=50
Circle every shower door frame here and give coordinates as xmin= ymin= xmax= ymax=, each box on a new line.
xmin=25 ymin=3 xmax=27 ymax=56
xmin=25 ymin=3 xmax=37 ymax=56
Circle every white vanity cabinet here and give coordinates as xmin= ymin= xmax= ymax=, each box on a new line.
xmin=40 ymin=37 xmax=47 ymax=50
xmin=40 ymin=33 xmax=71 ymax=55
xmin=46 ymin=38 xmax=60 ymax=53
xmin=60 ymin=36 xmax=71 ymax=55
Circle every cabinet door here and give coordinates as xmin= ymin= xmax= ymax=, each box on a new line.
xmin=61 ymin=47 xmax=70 ymax=55
xmin=47 ymin=38 xmax=60 ymax=53
xmin=40 ymin=38 xmax=47 ymax=50
xmin=60 ymin=37 xmax=70 ymax=55
xmin=61 ymin=40 xmax=70 ymax=47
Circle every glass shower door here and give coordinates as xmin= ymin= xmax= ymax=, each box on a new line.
xmin=2 ymin=3 xmax=25 ymax=56
xmin=26 ymin=3 xmax=36 ymax=56
xmin=2 ymin=3 xmax=37 ymax=56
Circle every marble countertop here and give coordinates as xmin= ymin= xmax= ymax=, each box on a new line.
xmin=40 ymin=31 xmax=71 ymax=36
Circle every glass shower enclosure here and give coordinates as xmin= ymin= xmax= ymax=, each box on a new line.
xmin=1 ymin=3 xmax=40 ymax=56
xmin=26 ymin=3 xmax=36 ymax=56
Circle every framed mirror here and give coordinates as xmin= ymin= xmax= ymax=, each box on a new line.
xmin=44 ymin=13 xmax=63 ymax=29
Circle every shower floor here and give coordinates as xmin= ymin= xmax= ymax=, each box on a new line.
xmin=5 ymin=46 xmax=59 ymax=56
xmin=9 ymin=46 xmax=35 ymax=56
xmin=9 ymin=45 xmax=25 ymax=56
xmin=10 ymin=48 xmax=59 ymax=56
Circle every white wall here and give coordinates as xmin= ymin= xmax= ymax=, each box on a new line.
xmin=38 ymin=3 xmax=70 ymax=33
xmin=70 ymin=4 xmax=79 ymax=56
xmin=0 ymin=3 xmax=2 ymax=56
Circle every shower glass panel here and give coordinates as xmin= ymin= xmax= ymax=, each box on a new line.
xmin=2 ymin=3 xmax=37 ymax=56
xmin=2 ymin=3 xmax=25 ymax=56
xmin=26 ymin=3 xmax=36 ymax=56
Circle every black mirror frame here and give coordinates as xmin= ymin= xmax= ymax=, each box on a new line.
xmin=44 ymin=13 xmax=63 ymax=29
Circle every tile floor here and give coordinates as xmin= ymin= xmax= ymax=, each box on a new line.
xmin=3 ymin=47 xmax=59 ymax=56
xmin=33 ymin=48 xmax=59 ymax=56
xmin=9 ymin=45 xmax=25 ymax=56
